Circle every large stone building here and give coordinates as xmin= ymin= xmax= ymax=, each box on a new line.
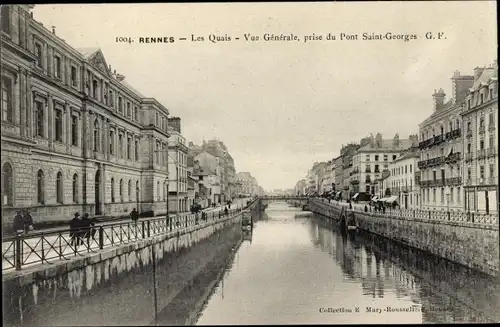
xmin=338 ymin=143 xmax=359 ymax=200
xmin=167 ymin=117 xmax=188 ymax=213
xmin=235 ymin=172 xmax=262 ymax=197
xmin=418 ymin=70 xmax=474 ymax=211
xmin=1 ymin=5 xmax=172 ymax=227
xmin=351 ymin=133 xmax=415 ymax=197
xmin=461 ymin=61 xmax=498 ymax=214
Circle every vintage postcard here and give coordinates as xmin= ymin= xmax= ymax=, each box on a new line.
xmin=1 ymin=1 xmax=498 ymax=326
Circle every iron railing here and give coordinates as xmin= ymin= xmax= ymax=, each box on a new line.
xmin=2 ymin=202 xmax=256 ymax=272
xmin=309 ymin=198 xmax=498 ymax=228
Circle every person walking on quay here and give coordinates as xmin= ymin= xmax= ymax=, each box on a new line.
xmin=70 ymin=212 xmax=83 ymax=246
xmin=382 ymin=205 xmax=386 ymax=214
xmin=130 ymin=208 xmax=139 ymax=224
xmin=364 ymin=205 xmax=368 ymax=213
xmin=224 ymin=206 xmax=229 ymax=216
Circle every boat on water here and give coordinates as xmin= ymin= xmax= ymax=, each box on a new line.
xmin=241 ymin=210 xmax=253 ymax=231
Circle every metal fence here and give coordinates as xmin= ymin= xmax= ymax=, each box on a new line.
xmin=310 ymin=198 xmax=498 ymax=227
xmin=2 ymin=201 xmax=257 ymax=272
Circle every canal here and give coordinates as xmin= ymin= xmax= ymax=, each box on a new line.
xmin=7 ymin=202 xmax=499 ymax=326
xmin=190 ymin=202 xmax=499 ymax=325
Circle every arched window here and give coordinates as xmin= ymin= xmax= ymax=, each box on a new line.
xmin=119 ymin=179 xmax=124 ymax=202
xmin=128 ymin=180 xmax=132 ymax=202
xmin=157 ymin=181 xmax=160 ymax=201
xmin=136 ymin=180 xmax=140 ymax=203
xmin=1 ymin=162 xmax=13 ymax=206
xmin=111 ymin=178 xmax=115 ymax=202
xmin=72 ymin=174 xmax=78 ymax=203
xmin=37 ymin=169 xmax=44 ymax=204
xmin=56 ymin=171 xmax=63 ymax=203
xmin=93 ymin=119 xmax=100 ymax=152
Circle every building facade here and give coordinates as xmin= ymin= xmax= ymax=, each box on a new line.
xmin=352 ymin=133 xmax=415 ymax=197
xmin=461 ymin=61 xmax=498 ymax=214
xmin=418 ymin=70 xmax=474 ymax=211
xmin=387 ymin=148 xmax=421 ymax=209
xmin=167 ymin=117 xmax=188 ymax=213
xmin=1 ymin=5 xmax=171 ymax=228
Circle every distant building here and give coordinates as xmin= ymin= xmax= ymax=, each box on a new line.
xmin=168 ymin=118 xmax=189 ymax=213
xmin=352 ymin=133 xmax=415 ymax=198
xmin=387 ymin=148 xmax=421 ymax=209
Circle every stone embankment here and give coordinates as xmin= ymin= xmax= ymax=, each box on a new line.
xmin=308 ymin=199 xmax=499 ymax=278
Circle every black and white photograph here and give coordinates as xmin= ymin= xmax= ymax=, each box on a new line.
xmin=1 ymin=1 xmax=498 ymax=325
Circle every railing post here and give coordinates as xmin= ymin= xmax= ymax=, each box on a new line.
xmin=99 ymin=226 xmax=104 ymax=249
xmin=147 ymin=220 xmax=151 ymax=237
xmin=428 ymin=211 xmax=431 ymax=220
xmin=15 ymin=233 xmax=22 ymax=271
xmin=447 ymin=211 xmax=450 ymax=221
xmin=471 ymin=213 xmax=475 ymax=223
xmin=41 ymin=234 xmax=45 ymax=264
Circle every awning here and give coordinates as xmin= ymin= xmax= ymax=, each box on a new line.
xmin=372 ymin=196 xmax=379 ymax=201
xmin=336 ymin=191 xmax=341 ymax=196
xmin=378 ymin=197 xmax=387 ymax=202
xmin=352 ymin=193 xmax=359 ymax=199
xmin=385 ymin=195 xmax=398 ymax=203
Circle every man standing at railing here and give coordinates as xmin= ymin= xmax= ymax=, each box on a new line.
xmin=13 ymin=211 xmax=24 ymax=234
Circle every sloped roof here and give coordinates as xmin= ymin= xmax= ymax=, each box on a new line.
xmin=358 ymin=139 xmax=413 ymax=152
xmin=119 ymin=79 xmax=146 ymax=98
xmin=76 ymin=47 xmax=100 ymax=59
xmin=471 ymin=68 xmax=497 ymax=91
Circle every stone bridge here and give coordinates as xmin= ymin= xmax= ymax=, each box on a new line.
xmin=258 ymin=196 xmax=309 ymax=209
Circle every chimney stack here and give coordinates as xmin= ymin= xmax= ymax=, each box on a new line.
xmin=432 ymin=88 xmax=446 ymax=111
xmin=168 ymin=117 xmax=181 ymax=133
xmin=116 ymin=74 xmax=125 ymax=81
xmin=52 ymin=26 xmax=56 ymax=34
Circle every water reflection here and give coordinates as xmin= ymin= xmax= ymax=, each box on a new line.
xmin=194 ymin=202 xmax=499 ymax=325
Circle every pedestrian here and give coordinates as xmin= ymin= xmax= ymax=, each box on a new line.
xmin=364 ymin=205 xmax=368 ymax=212
xmin=224 ymin=206 xmax=229 ymax=215
xmin=70 ymin=212 xmax=83 ymax=246
xmin=130 ymin=208 xmax=139 ymax=223
xmin=23 ymin=210 xmax=34 ymax=233
xmin=13 ymin=211 xmax=24 ymax=234
xmin=349 ymin=201 xmax=353 ymax=210
xmin=382 ymin=205 xmax=386 ymax=214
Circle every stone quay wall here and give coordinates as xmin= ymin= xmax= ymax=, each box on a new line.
xmin=2 ymin=204 xmax=254 ymax=327
xmin=308 ymin=199 xmax=500 ymax=278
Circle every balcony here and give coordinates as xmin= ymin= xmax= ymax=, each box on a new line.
xmin=434 ymin=134 xmax=445 ymax=145
xmin=365 ymin=178 xmax=371 ymax=184
xmin=466 ymin=130 xmax=473 ymax=138
xmin=418 ymin=160 xmax=428 ymax=169
xmin=350 ymin=179 xmax=359 ymax=185
xmin=365 ymin=168 xmax=371 ymax=173
xmin=487 ymin=147 xmax=497 ymax=157
xmin=401 ymin=186 xmax=412 ymax=193
xmin=465 ymin=178 xmax=473 ymax=186
xmin=451 ymin=129 xmax=461 ymax=139
xmin=427 ymin=156 xmax=445 ymax=168
xmin=488 ymin=124 xmax=496 ymax=132
xmin=477 ymin=149 xmax=486 ymax=160
xmin=445 ymin=176 xmax=462 ymax=186
xmin=479 ymin=125 xmax=485 ymax=134
xmin=445 ymin=152 xmax=461 ymax=164
xmin=374 ymin=168 xmax=380 ymax=173
xmin=465 ymin=152 xmax=474 ymax=162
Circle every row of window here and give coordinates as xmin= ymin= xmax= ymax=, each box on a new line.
xmin=364 ymin=154 xmax=398 ymax=162
xmin=421 ymin=164 xmax=461 ymax=181
xmin=422 ymin=187 xmax=461 ymax=205
xmin=392 ymin=164 xmax=413 ymax=176
xmin=421 ymin=119 xmax=461 ymax=141
xmin=467 ymin=164 xmax=496 ymax=181
xmin=467 ymin=86 xmax=496 ymax=109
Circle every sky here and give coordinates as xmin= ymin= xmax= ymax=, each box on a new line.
xmin=32 ymin=2 xmax=497 ymax=191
